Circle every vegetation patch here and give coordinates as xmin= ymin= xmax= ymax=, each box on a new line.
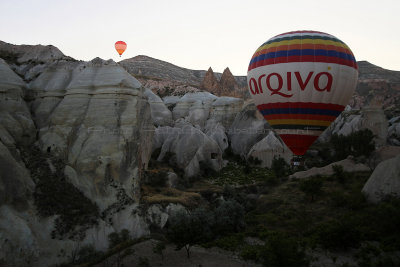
xmin=206 ymin=161 xmax=275 ymax=186
xmin=142 ymin=187 xmax=202 ymax=208
xmin=20 ymin=145 xmax=99 ymax=240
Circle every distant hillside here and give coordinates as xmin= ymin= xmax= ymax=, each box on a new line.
xmin=354 ymin=61 xmax=400 ymax=115
xmin=119 ymin=55 xmax=247 ymax=87
xmin=358 ymin=61 xmax=400 ymax=83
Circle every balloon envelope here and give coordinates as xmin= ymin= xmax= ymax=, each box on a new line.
xmin=247 ymin=31 xmax=358 ymax=155
xmin=115 ymin=41 xmax=127 ymax=56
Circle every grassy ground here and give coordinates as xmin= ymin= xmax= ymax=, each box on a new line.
xmin=76 ymin=155 xmax=400 ymax=267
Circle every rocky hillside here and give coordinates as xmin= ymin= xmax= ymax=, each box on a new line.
xmin=352 ymin=61 xmax=400 ymax=116
xmin=119 ymin=55 xmax=247 ymax=87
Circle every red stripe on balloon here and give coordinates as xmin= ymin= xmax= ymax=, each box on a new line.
xmin=257 ymin=102 xmax=345 ymax=111
xmin=248 ymin=55 xmax=357 ymax=71
xmin=279 ymin=134 xmax=319 ymax=155
xmin=264 ymin=114 xmax=337 ymax=121
xmin=273 ymin=31 xmax=329 ymax=37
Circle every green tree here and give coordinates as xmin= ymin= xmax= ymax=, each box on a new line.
xmin=331 ymin=129 xmax=375 ymax=160
xmin=271 ymin=156 xmax=291 ymax=178
xmin=259 ymin=233 xmax=309 ymax=267
xmin=167 ymin=208 xmax=214 ymax=258
xmin=300 ymin=176 xmax=323 ymax=202
xmin=214 ymin=200 xmax=245 ymax=235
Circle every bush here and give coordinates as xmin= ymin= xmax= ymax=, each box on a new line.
xmin=20 ymin=145 xmax=99 ymax=240
xmin=206 ymin=233 xmax=245 ymax=251
xmin=167 ymin=208 xmax=215 ymax=258
xmin=145 ymin=170 xmax=167 ymax=187
xmin=315 ymin=218 xmax=362 ymax=250
xmin=241 ymin=233 xmax=309 ymax=267
xmin=299 ymin=176 xmax=323 ymax=202
xmin=331 ymin=129 xmax=375 ymax=160
xmin=271 ymin=156 xmax=291 ymax=178
xmin=137 ymin=256 xmax=150 ymax=267
xmin=259 ymin=233 xmax=309 ymax=267
xmin=108 ymin=229 xmax=131 ymax=249
xmin=332 ymin=164 xmax=346 ymax=184
xmin=248 ymin=156 xmax=262 ymax=165
xmin=214 ymin=200 xmax=245 ymax=235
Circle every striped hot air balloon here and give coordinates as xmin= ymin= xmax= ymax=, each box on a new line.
xmin=247 ymin=30 xmax=358 ymax=156
xmin=115 ymin=41 xmax=127 ymax=56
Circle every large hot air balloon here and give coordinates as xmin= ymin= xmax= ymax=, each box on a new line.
xmin=115 ymin=41 xmax=127 ymax=56
xmin=247 ymin=30 xmax=358 ymax=156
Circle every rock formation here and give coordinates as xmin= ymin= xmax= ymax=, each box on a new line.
xmin=247 ymin=132 xmax=292 ymax=168
xmin=200 ymin=67 xmax=246 ymax=98
xmin=319 ymin=102 xmax=388 ymax=147
xmin=0 ymin=58 xmax=35 ymax=209
xmin=120 ymin=55 xmax=205 ymax=86
xmin=152 ymin=123 xmax=223 ymax=177
xmin=352 ymin=61 xmax=400 ymax=115
xmin=289 ymin=156 xmax=370 ymax=179
xmin=219 ymin=67 xmax=245 ymax=97
xmin=388 ymin=116 xmax=400 ymax=145
xmin=29 ymin=58 xmax=154 ymax=208
xmin=0 ymin=40 xmax=75 ymax=82
xmin=362 ymin=154 xmax=400 ymax=203
xmin=201 ymin=67 xmax=221 ymax=95
xmin=228 ymin=102 xmax=270 ymax=156
xmin=144 ymin=89 xmax=173 ymax=126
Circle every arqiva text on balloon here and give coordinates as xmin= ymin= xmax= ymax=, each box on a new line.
xmin=248 ymin=71 xmax=333 ymax=98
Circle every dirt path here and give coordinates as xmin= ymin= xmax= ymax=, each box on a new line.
xmin=94 ymin=239 xmax=261 ymax=267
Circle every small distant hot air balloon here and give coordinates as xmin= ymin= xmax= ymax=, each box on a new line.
xmin=247 ymin=30 xmax=358 ymax=156
xmin=115 ymin=41 xmax=127 ymax=57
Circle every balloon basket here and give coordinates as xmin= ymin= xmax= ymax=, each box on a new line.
xmin=291 ymin=155 xmax=304 ymax=169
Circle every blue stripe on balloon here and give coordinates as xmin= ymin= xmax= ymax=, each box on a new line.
xmin=249 ymin=49 xmax=356 ymax=65
xmin=259 ymin=108 xmax=342 ymax=117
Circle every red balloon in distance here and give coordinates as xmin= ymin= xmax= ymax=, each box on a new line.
xmin=115 ymin=41 xmax=127 ymax=56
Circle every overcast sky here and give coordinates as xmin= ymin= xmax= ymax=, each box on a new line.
xmin=0 ymin=0 xmax=399 ymax=75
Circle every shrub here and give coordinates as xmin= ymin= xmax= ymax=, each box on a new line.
xmin=315 ymin=219 xmax=362 ymax=250
xmin=331 ymin=129 xmax=375 ymax=160
xmin=241 ymin=233 xmax=309 ymax=267
xmin=271 ymin=156 xmax=291 ymax=178
xmin=137 ymin=256 xmax=150 ymax=267
xmin=248 ymin=156 xmax=262 ymax=165
xmin=259 ymin=233 xmax=309 ymax=267
xmin=332 ymin=164 xmax=346 ymax=184
xmin=152 ymin=241 xmax=166 ymax=260
xmin=145 ymin=170 xmax=167 ymax=187
xmin=20 ymin=145 xmax=99 ymax=240
xmin=167 ymin=208 xmax=215 ymax=258
xmin=108 ymin=229 xmax=131 ymax=249
xmin=199 ymin=160 xmax=217 ymax=177
xmin=207 ymin=233 xmax=245 ymax=251
xmin=214 ymin=200 xmax=245 ymax=235
xmin=299 ymin=176 xmax=323 ymax=202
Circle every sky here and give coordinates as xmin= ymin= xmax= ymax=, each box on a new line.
xmin=0 ymin=0 xmax=399 ymax=76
